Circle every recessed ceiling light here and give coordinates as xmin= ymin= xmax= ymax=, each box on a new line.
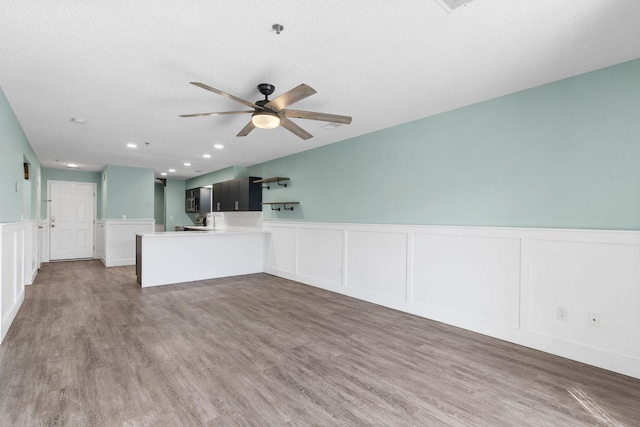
xmin=184 ymin=162 xmax=191 ymax=167
xmin=168 ymin=168 xmax=176 ymax=173
xmin=70 ymin=117 xmax=86 ymax=124
xmin=127 ymin=143 xmax=137 ymax=148
xmin=214 ymin=144 xmax=224 ymax=149
xmin=202 ymin=154 xmax=211 ymax=159
xmin=161 ymin=172 xmax=167 ymax=176
xmin=66 ymin=163 xmax=79 ymax=168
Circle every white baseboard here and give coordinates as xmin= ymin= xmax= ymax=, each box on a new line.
xmin=104 ymin=258 xmax=136 ymax=267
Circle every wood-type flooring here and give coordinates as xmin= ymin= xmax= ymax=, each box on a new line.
xmin=1 ymin=260 xmax=639 ymax=426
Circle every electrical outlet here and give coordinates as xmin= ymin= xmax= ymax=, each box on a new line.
xmin=588 ymin=312 xmax=600 ymax=327
xmin=557 ymin=306 xmax=568 ymax=321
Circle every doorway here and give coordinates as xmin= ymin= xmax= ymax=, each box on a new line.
xmin=48 ymin=181 xmax=96 ymax=261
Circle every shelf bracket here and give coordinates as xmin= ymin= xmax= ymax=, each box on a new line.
xmin=255 ymin=177 xmax=290 ymax=190
xmin=261 ymin=179 xmax=287 ymax=190
xmin=269 ymin=203 xmax=295 ymax=211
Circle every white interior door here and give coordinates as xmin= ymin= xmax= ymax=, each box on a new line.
xmin=49 ymin=181 xmax=95 ymax=261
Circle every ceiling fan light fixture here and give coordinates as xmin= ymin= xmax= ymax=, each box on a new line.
xmin=182 ymin=82 xmax=351 ymax=139
xmin=251 ymin=110 xmax=280 ymax=129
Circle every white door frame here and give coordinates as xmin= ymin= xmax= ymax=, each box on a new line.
xmin=46 ymin=180 xmax=98 ymax=261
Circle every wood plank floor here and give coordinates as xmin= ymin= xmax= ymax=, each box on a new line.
xmin=1 ymin=260 xmax=639 ymax=426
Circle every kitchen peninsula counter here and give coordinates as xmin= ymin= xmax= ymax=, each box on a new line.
xmin=135 ymin=227 xmax=268 ymax=287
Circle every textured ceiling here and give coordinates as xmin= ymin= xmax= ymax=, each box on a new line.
xmin=1 ymin=0 xmax=639 ymax=179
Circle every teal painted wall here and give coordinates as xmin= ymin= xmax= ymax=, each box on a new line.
xmin=164 ymin=179 xmax=192 ymax=231
xmin=41 ymin=168 xmax=101 ymax=219
xmin=0 ymin=87 xmax=41 ymax=222
xmin=5 ymin=59 xmax=640 ymax=230
xmin=248 ymin=59 xmax=640 ymax=230
xmin=102 ymin=164 xmax=154 ymax=219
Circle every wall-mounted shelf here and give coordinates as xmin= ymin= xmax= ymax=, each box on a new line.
xmin=253 ymin=177 xmax=290 ymax=189
xmin=262 ymin=202 xmax=299 ymax=211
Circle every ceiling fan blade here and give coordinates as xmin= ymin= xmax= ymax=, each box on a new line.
xmin=279 ymin=117 xmax=313 ymax=140
xmin=179 ymin=110 xmax=253 ymax=118
xmin=265 ymin=84 xmax=317 ymax=111
xmin=282 ymin=109 xmax=352 ymax=124
xmin=190 ymin=82 xmax=262 ymax=109
xmin=236 ymin=120 xmax=256 ymax=137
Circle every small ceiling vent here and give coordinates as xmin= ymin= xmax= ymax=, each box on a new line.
xmin=435 ymin=0 xmax=474 ymax=13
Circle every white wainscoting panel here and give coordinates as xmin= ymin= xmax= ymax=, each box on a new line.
xmin=24 ymin=220 xmax=38 ymax=285
xmin=346 ymin=230 xmax=407 ymax=301
xmin=262 ymin=221 xmax=640 ymax=379
xmin=265 ymin=226 xmax=296 ymax=276
xmin=102 ymin=220 xmax=155 ymax=267
xmin=529 ymin=239 xmax=640 ymax=359
xmin=411 ymin=234 xmax=521 ymax=329
xmin=296 ymin=227 xmax=344 ymax=288
xmin=0 ymin=222 xmax=26 ymax=344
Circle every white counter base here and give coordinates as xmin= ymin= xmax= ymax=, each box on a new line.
xmin=136 ymin=229 xmax=267 ymax=287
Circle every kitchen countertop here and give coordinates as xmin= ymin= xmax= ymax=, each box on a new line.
xmin=136 ymin=227 xmax=268 ymax=238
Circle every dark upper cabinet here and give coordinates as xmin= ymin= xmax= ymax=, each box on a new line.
xmin=211 ymin=177 xmax=262 ymax=212
xmin=212 ymin=183 xmax=223 ymax=212
xmin=185 ymin=189 xmax=195 ymax=212
xmin=201 ymin=187 xmax=212 ymax=212
xmin=226 ymin=179 xmax=238 ymax=211
xmin=237 ymin=177 xmax=262 ymax=211
xmin=185 ymin=187 xmax=211 ymax=213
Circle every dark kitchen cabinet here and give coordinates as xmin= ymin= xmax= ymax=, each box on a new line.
xmin=238 ymin=177 xmax=262 ymax=210
xmin=226 ymin=179 xmax=239 ymax=211
xmin=212 ymin=177 xmax=262 ymax=212
xmin=212 ymin=183 xmax=223 ymax=212
xmin=185 ymin=187 xmax=211 ymax=213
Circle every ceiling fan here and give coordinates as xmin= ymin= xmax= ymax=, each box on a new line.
xmin=180 ymin=82 xmax=352 ymax=140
